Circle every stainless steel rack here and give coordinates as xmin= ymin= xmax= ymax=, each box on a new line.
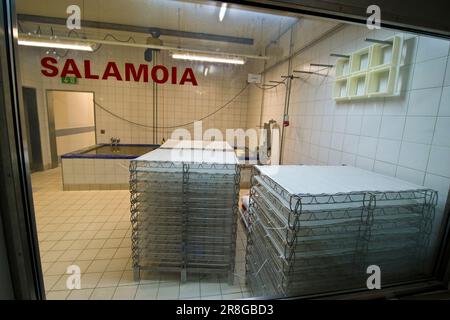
xmin=129 ymin=141 xmax=240 ymax=283
xmin=245 ymin=165 xmax=437 ymax=297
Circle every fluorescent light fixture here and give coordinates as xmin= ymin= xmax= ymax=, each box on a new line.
xmin=18 ymin=36 xmax=94 ymax=51
xmin=219 ymin=3 xmax=227 ymax=22
xmin=172 ymin=53 xmax=244 ymax=65
xmin=18 ymin=33 xmax=269 ymax=61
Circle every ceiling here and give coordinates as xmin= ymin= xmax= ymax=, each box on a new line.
xmin=16 ymin=0 xmax=299 ymax=56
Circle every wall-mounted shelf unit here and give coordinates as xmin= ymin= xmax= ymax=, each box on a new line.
xmin=367 ymin=66 xmax=397 ymax=97
xmin=332 ymin=78 xmax=348 ymax=101
xmin=350 ymin=47 xmax=370 ymax=74
xmin=348 ymin=73 xmax=367 ymax=99
xmin=333 ymin=35 xmax=403 ymax=101
xmin=369 ymin=36 xmax=401 ymax=69
xmin=335 ymin=57 xmax=350 ymax=79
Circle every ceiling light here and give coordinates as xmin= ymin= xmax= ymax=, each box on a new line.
xmin=18 ymin=33 xmax=268 ymax=61
xmin=172 ymin=53 xmax=244 ymax=65
xmin=219 ymin=3 xmax=227 ymax=22
xmin=18 ymin=36 xmax=94 ymax=51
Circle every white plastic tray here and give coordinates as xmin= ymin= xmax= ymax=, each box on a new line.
xmin=255 ymin=165 xmax=425 ymax=195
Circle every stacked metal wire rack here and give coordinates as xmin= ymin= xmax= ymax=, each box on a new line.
xmin=129 ymin=140 xmax=240 ymax=283
xmin=246 ymin=165 xmax=437 ymax=297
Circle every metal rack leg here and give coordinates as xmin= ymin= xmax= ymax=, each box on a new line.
xmin=133 ymin=267 xmax=140 ymax=281
xmin=228 ymin=272 xmax=235 ymax=285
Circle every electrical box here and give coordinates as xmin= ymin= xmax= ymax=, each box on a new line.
xmin=247 ymin=73 xmax=262 ymax=84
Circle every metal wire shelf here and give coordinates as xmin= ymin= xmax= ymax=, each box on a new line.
xmin=130 ymin=144 xmax=240 ymax=284
xmin=246 ymin=165 xmax=437 ymax=297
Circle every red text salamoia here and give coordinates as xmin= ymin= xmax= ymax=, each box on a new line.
xmin=40 ymin=57 xmax=198 ymax=86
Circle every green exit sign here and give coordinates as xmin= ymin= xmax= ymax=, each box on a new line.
xmin=61 ymin=76 xmax=78 ymax=84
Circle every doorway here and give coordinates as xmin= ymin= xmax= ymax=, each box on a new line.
xmin=46 ymin=90 xmax=96 ymax=167
xmin=22 ymin=87 xmax=43 ymax=172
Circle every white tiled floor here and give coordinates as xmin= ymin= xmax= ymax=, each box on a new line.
xmin=32 ymin=167 xmax=249 ymax=300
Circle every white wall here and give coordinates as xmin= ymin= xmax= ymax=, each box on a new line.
xmin=49 ymin=91 xmax=96 ymax=156
xmin=260 ymin=63 xmax=289 ymax=126
xmin=55 ymin=133 xmax=96 ymax=156
xmin=51 ymin=91 xmax=95 ymax=129
xmin=247 ymin=21 xmax=450 ymax=257
xmin=18 ymin=45 xmax=249 ymax=167
xmin=246 ymin=18 xmax=340 ymax=130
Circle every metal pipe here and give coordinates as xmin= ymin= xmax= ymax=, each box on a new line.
xmin=293 ymin=70 xmax=328 ymax=77
xmin=365 ymin=38 xmax=393 ymax=45
xmin=330 ymin=53 xmax=350 ymax=58
xmin=18 ymin=14 xmax=254 ymax=45
xmin=18 ymin=33 xmax=269 ymax=60
xmin=153 ymin=51 xmax=158 ymax=144
xmin=279 ymin=26 xmax=295 ymax=165
xmin=310 ymin=63 xmax=334 ymax=68
xmin=258 ymin=19 xmax=299 ymax=132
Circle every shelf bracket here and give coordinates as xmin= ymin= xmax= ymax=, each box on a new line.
xmin=330 ymin=53 xmax=350 ymax=58
xmin=365 ymin=38 xmax=393 ymax=45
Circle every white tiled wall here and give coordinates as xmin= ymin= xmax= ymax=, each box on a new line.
xmin=259 ymin=63 xmax=289 ymax=126
xmin=19 ymin=45 xmax=249 ymax=168
xmin=245 ymin=62 xmax=264 ymax=130
xmin=62 ymin=158 xmax=130 ymax=188
xmin=246 ymin=21 xmax=450 ymax=252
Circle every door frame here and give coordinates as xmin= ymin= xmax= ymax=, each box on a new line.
xmin=22 ymin=86 xmax=44 ymax=172
xmin=0 ymin=0 xmax=45 ymax=299
xmin=45 ymin=89 xmax=96 ymax=168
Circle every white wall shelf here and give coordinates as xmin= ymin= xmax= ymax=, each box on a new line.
xmin=350 ymin=47 xmax=370 ymax=74
xmin=348 ymin=73 xmax=367 ymax=99
xmin=335 ymin=57 xmax=350 ymax=79
xmin=332 ymin=78 xmax=348 ymax=100
xmin=367 ymin=66 xmax=397 ymax=97
xmin=333 ymin=35 xmax=403 ymax=101
xmin=369 ymin=36 xmax=401 ymax=69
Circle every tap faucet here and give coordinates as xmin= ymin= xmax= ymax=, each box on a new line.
xmin=110 ymin=137 xmax=120 ymax=147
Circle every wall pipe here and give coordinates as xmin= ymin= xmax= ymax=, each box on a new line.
xmin=279 ymin=26 xmax=295 ymax=165
xmin=18 ymin=14 xmax=254 ymax=45
xmin=259 ymin=23 xmax=346 ymax=75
